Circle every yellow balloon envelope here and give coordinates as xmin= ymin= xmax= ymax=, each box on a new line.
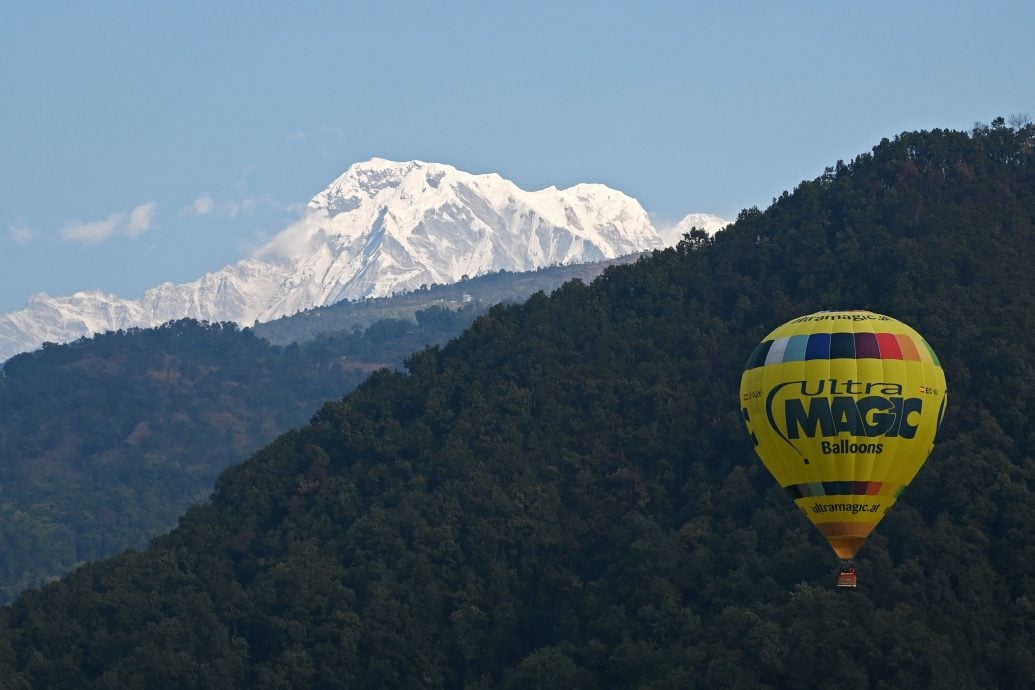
xmin=740 ymin=311 xmax=947 ymax=560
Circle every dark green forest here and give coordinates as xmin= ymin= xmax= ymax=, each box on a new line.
xmin=0 ymin=307 xmax=481 ymax=603
xmin=2 ymin=120 xmax=1035 ymax=688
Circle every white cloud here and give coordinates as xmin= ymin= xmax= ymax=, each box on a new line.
xmin=125 ymin=202 xmax=157 ymax=237
xmin=224 ymin=198 xmax=257 ymax=218
xmin=187 ymin=194 xmax=216 ymax=217
xmin=181 ymin=193 xmax=294 ymax=219
xmin=236 ymin=230 xmax=272 ymax=256
xmin=7 ymin=224 xmax=34 ymax=245
xmin=58 ymin=201 xmax=158 ymax=244
xmin=60 ymin=213 xmax=124 ymax=244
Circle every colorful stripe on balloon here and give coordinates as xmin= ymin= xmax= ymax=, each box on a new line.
xmin=783 ymin=481 xmax=906 ymax=500
xmin=745 ymin=332 xmax=940 ymax=369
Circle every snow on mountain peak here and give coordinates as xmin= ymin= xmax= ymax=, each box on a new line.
xmin=308 ymin=159 xmax=454 ymax=215
xmin=0 ymin=158 xmax=727 ymax=362
xmin=657 ymin=212 xmax=731 ymax=247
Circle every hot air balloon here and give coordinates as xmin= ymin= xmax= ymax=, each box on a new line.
xmin=740 ymin=310 xmax=947 ymax=588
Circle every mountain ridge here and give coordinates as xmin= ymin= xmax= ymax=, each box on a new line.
xmin=252 ymin=252 xmax=646 ymax=345
xmin=0 ymin=159 xmax=727 ymax=362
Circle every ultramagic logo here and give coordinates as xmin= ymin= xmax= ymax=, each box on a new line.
xmin=765 ymin=379 xmax=923 ymax=455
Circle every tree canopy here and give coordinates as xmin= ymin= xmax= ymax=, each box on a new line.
xmin=0 ymin=307 xmax=480 ymax=604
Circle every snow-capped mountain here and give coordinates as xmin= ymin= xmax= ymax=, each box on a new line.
xmin=657 ymin=213 xmax=730 ymax=247
xmin=0 ymin=158 xmax=728 ymax=362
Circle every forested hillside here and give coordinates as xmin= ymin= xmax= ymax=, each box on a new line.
xmin=2 ymin=120 xmax=1034 ymax=688
xmin=0 ymin=307 xmax=480 ymax=603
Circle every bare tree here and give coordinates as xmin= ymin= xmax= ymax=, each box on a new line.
xmin=1008 ymin=112 xmax=1032 ymax=129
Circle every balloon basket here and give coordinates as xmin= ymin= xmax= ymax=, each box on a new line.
xmin=836 ymin=562 xmax=857 ymax=588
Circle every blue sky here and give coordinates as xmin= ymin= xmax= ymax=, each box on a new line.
xmin=2 ymin=1 xmax=1033 ymax=312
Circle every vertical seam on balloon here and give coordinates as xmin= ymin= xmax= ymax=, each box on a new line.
xmin=873 ymin=316 xmax=890 ymax=491
xmin=914 ymin=329 xmax=930 ymax=495
xmin=823 ymin=316 xmax=834 ymax=475
xmin=850 ymin=324 xmax=861 ymax=502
